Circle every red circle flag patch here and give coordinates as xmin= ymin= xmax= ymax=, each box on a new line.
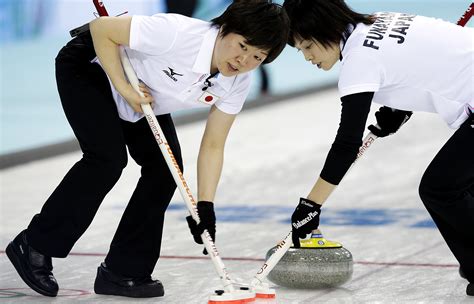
xmin=198 ymin=91 xmax=219 ymax=105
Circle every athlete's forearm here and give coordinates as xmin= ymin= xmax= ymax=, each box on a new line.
xmin=307 ymin=177 xmax=336 ymax=205
xmin=90 ymin=17 xmax=134 ymax=100
xmin=197 ymin=145 xmax=224 ymax=202
xmin=197 ymin=107 xmax=236 ymax=202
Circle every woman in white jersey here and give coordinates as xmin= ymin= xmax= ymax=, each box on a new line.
xmin=283 ymin=0 xmax=473 ymax=296
xmin=6 ymin=1 xmax=289 ymax=298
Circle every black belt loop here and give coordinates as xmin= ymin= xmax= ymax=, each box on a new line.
xmin=69 ymin=23 xmax=90 ymax=38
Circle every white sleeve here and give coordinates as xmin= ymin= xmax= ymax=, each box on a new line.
xmin=338 ymin=51 xmax=383 ymax=97
xmin=129 ymin=14 xmax=179 ymax=55
xmin=215 ymin=73 xmax=253 ymax=115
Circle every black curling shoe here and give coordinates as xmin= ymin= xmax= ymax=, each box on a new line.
xmin=6 ymin=230 xmax=58 ymax=297
xmin=94 ymin=263 xmax=164 ymax=298
xmin=467 ymin=283 xmax=473 ymax=296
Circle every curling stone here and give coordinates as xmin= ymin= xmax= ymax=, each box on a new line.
xmin=266 ymin=233 xmax=353 ymax=289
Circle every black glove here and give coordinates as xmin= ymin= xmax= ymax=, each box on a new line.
xmin=291 ymin=198 xmax=321 ymax=248
xmin=368 ymin=106 xmax=413 ymax=137
xmin=186 ymin=201 xmax=216 ymax=255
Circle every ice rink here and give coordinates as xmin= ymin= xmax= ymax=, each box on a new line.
xmin=1 ymin=88 xmax=471 ymax=303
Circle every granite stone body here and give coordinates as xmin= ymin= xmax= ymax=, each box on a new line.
xmin=266 ymin=247 xmax=353 ymax=289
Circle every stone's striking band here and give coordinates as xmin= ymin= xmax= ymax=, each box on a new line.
xmin=266 ymin=246 xmax=353 ymax=289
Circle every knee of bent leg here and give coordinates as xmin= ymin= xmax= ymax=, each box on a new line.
xmin=419 ymin=167 xmax=455 ymax=206
xmin=84 ymin=147 xmax=128 ymax=178
xmin=419 ymin=177 xmax=432 ymax=205
xmin=103 ymin=149 xmax=128 ymax=174
xmin=144 ymin=161 xmax=179 ymax=192
xmin=419 ymin=167 xmax=439 ymax=201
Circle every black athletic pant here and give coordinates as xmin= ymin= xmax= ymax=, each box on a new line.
xmin=26 ymin=32 xmax=183 ymax=278
xmin=419 ymin=113 xmax=474 ymax=283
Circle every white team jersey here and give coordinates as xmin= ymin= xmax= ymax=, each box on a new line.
xmin=338 ymin=13 xmax=474 ymax=128
xmin=97 ymin=14 xmax=252 ymax=122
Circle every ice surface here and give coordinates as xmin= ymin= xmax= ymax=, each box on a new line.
xmin=1 ymin=89 xmax=468 ymax=303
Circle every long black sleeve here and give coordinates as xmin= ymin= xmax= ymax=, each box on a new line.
xmin=320 ymin=92 xmax=374 ymax=185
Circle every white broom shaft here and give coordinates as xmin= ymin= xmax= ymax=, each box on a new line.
xmin=252 ymin=131 xmax=378 ymax=285
xmin=251 ymin=230 xmax=292 ymax=286
xmin=119 ymin=48 xmax=235 ymax=292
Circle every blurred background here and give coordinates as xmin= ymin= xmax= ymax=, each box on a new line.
xmin=0 ymin=0 xmax=471 ymax=159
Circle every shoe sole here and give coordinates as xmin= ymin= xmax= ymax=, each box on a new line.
xmin=94 ymin=270 xmax=164 ymax=298
xmin=95 ymin=286 xmax=164 ymax=298
xmin=95 ymin=281 xmax=164 ymax=298
xmin=6 ymin=242 xmax=58 ymax=297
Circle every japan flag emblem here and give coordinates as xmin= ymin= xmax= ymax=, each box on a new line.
xmin=198 ymin=91 xmax=220 ymax=105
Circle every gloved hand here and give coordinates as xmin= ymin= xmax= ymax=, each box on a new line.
xmin=368 ymin=106 xmax=413 ymax=137
xmin=186 ymin=201 xmax=216 ymax=255
xmin=291 ymin=198 xmax=322 ymax=248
